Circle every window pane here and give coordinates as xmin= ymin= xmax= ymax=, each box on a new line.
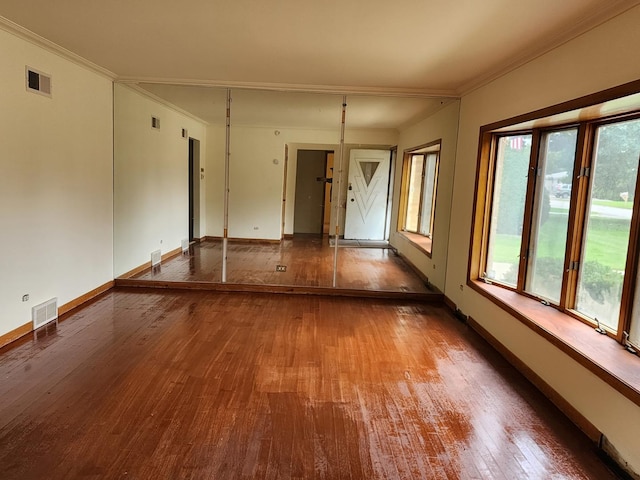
xmin=526 ymin=129 xmax=577 ymax=303
xmin=630 ymin=273 xmax=640 ymax=347
xmin=405 ymin=154 xmax=423 ymax=232
xmin=486 ymin=135 xmax=531 ymax=286
xmin=576 ymin=118 xmax=640 ymax=331
xmin=419 ymin=153 xmax=438 ymax=236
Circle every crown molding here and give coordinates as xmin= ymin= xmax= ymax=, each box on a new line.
xmin=122 ymin=84 xmax=210 ymax=125
xmin=0 ymin=16 xmax=116 ymax=80
xmin=116 ymin=77 xmax=459 ymax=99
xmin=456 ymin=0 xmax=640 ymax=96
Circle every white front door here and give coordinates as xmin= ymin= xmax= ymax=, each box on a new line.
xmin=344 ymin=149 xmax=390 ymax=240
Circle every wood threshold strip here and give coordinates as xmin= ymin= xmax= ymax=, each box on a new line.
xmin=114 ymin=278 xmax=443 ymax=302
xmin=468 ymin=279 xmax=640 ymax=407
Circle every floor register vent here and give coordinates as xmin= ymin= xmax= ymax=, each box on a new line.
xmin=151 ymin=249 xmax=162 ymax=267
xmin=32 ymin=298 xmax=58 ymax=330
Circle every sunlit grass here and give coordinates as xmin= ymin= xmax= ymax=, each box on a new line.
xmin=490 ymin=214 xmax=629 ymax=270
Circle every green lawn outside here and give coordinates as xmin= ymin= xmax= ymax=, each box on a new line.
xmin=592 ymin=199 xmax=634 ymax=210
xmin=490 ymin=214 xmax=630 ymax=270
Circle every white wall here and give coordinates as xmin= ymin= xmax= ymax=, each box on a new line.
xmin=446 ymin=5 xmax=640 ymax=474
xmin=205 ymin=125 xmax=397 ymax=239
xmin=113 ymin=84 xmax=207 ymax=276
xmin=390 ymin=101 xmax=461 ymax=292
xmin=0 ymin=28 xmax=113 ymax=339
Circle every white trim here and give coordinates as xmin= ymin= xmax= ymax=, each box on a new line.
xmin=116 ymin=77 xmax=458 ymax=99
xmin=0 ymin=15 xmax=116 ymax=80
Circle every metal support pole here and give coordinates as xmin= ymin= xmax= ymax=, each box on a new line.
xmin=332 ymin=96 xmax=347 ymax=288
xmin=222 ymin=89 xmax=231 ymax=283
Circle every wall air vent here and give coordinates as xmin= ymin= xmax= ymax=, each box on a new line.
xmin=25 ymin=67 xmax=52 ymax=97
xmin=151 ymin=116 xmax=160 ymax=129
xmin=32 ymin=298 xmax=58 ymax=330
xmin=151 ymin=249 xmax=162 ymax=267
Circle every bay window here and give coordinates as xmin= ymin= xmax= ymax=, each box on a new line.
xmin=474 ymin=100 xmax=640 ymax=349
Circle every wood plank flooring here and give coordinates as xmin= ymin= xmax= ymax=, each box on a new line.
xmin=130 ymin=237 xmax=430 ymax=294
xmin=0 ymin=289 xmax=619 ymax=479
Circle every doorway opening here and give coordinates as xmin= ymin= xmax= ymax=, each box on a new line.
xmin=293 ymin=150 xmax=334 ymax=235
xmin=188 ymin=138 xmax=201 ymax=241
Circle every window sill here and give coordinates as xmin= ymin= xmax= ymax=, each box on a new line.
xmin=468 ymin=279 xmax=640 ymax=406
xmin=398 ymin=231 xmax=432 ymax=257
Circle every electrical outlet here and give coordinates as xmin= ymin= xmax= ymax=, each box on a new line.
xmin=22 ymin=294 xmax=29 ymax=302
xmin=276 ymin=265 xmax=287 ymax=272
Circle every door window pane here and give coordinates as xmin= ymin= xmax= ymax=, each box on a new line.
xmin=486 ymin=135 xmax=531 ymax=286
xmin=526 ymin=129 xmax=577 ymax=303
xmin=405 ymin=154 xmax=423 ymax=232
xmin=576 ymin=118 xmax=640 ymax=331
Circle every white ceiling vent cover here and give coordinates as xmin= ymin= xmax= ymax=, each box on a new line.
xmin=25 ymin=67 xmax=52 ymax=97
xmin=32 ymin=298 xmax=58 ymax=330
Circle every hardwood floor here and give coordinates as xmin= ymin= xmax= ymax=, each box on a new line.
xmin=0 ymin=289 xmax=620 ymax=479
xmin=130 ymin=237 xmax=431 ymax=294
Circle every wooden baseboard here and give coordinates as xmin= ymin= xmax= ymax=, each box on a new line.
xmin=59 ymin=280 xmax=114 ymax=317
xmin=0 ymin=281 xmax=115 ymax=351
xmin=162 ymin=247 xmax=182 ymax=261
xmin=118 ymin=247 xmax=185 ymax=279
xmin=394 ymin=251 xmax=442 ymax=294
xmin=283 ymin=234 xmax=294 ymax=239
xmin=467 ymin=315 xmax=601 ymax=442
xmin=395 ymin=251 xmax=429 ymax=284
xmin=0 ymin=322 xmax=32 ymax=350
xmin=118 ymin=261 xmax=152 ymax=279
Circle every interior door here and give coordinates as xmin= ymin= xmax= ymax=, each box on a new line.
xmin=344 ymin=149 xmax=391 ymax=240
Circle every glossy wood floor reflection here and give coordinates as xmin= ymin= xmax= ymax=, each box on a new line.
xmin=131 ymin=236 xmax=430 ymax=293
xmin=0 ymin=290 xmax=619 ymax=479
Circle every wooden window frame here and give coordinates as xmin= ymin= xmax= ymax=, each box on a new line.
xmin=470 ymin=80 xmax=640 ymax=349
xmin=397 ymin=140 xmax=441 ymax=255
